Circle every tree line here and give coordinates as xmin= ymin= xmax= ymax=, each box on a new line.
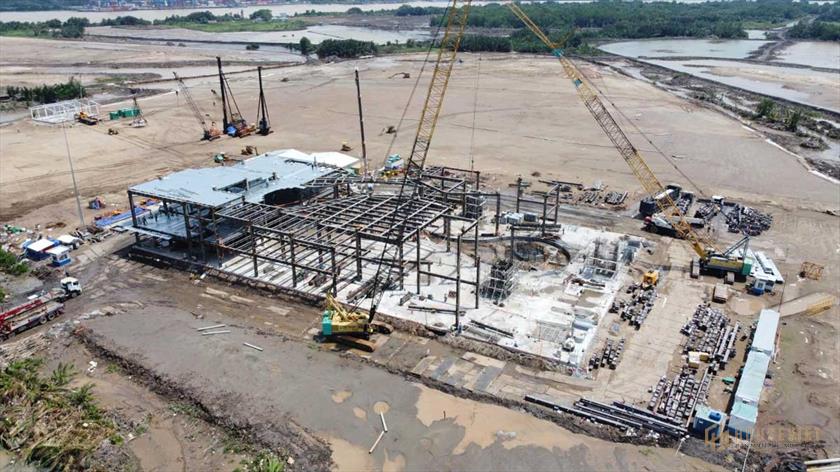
xmin=421 ymin=1 xmax=832 ymax=40
xmin=0 ymin=17 xmax=88 ymax=38
xmin=4 ymin=78 xmax=86 ymax=105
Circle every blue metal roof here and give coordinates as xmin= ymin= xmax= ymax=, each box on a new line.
xmin=129 ymin=154 xmax=335 ymax=209
xmin=751 ymin=309 xmax=780 ymax=356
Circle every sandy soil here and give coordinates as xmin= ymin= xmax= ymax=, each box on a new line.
xmin=2 ymin=45 xmax=838 ymax=228
xmin=2 ymin=37 xmax=838 ymax=470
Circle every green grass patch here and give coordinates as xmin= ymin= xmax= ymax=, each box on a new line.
xmin=164 ymin=19 xmax=306 ymax=33
xmin=0 ymin=248 xmax=28 ymax=276
xmin=0 ymin=359 xmax=116 ymax=469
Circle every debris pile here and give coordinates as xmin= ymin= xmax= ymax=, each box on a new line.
xmin=726 ymin=204 xmax=772 ymax=236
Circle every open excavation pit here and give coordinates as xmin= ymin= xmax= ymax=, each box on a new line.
xmin=124 ymin=150 xmax=644 ymax=368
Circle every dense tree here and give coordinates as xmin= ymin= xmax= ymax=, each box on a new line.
xmin=250 ymin=9 xmax=273 ymax=22
xmin=788 ymin=20 xmax=840 ymax=41
xmin=299 ymin=36 xmax=313 ymax=56
xmin=100 ymin=16 xmax=150 ymax=26
xmin=6 ymin=78 xmax=86 ymax=104
xmin=316 ymin=39 xmax=377 ymax=59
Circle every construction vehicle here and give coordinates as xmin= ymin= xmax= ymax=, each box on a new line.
xmin=321 ymin=294 xmax=392 ymax=352
xmin=0 ymin=277 xmax=81 ymax=340
xmin=508 ymin=3 xmax=752 ymax=279
xmin=321 ymin=0 xmax=472 ymax=350
xmin=642 ymin=270 xmax=659 ymax=289
xmin=130 ymin=95 xmax=147 ymax=128
xmin=76 ymin=111 xmax=98 ymax=125
xmin=216 ymin=57 xmax=254 ymax=138
xmin=173 ymin=72 xmax=221 ymax=141
xmin=255 ymin=66 xmax=271 ymax=136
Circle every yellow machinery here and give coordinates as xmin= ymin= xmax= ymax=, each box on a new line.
xmin=321 ymin=294 xmax=392 ymax=352
xmin=642 ymin=270 xmax=659 ymax=289
xmin=173 ymin=72 xmax=221 ymax=141
xmin=507 ymin=3 xmax=751 ymax=278
xmin=322 ymin=0 xmax=472 ymax=350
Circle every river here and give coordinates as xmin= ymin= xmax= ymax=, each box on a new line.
xmin=4 ymin=2 xmax=487 ymax=22
xmin=599 ymin=38 xmax=840 ymax=113
xmin=0 ymin=0 xmax=745 ymax=22
xmin=86 ymin=24 xmax=431 ymax=45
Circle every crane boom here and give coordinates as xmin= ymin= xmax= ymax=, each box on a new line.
xmin=322 ymin=0 xmax=473 ymax=344
xmin=405 ymin=0 xmax=472 ymax=178
xmin=173 ymin=72 xmax=208 ymax=131
xmin=506 ymin=3 xmax=714 ymax=260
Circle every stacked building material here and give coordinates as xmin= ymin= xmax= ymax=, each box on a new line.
xmin=617 ymin=283 xmax=657 ymax=329
xmin=726 ymin=204 xmax=773 ymax=236
xmin=588 ymin=337 xmax=625 ymax=370
xmin=604 ymin=191 xmax=627 ymax=205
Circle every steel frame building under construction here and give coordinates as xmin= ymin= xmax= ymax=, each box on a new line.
xmin=126 ymin=153 xmax=511 ymax=314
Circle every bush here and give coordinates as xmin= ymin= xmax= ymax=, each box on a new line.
xmin=755 ymin=98 xmax=775 ymax=119
xmin=6 ymin=77 xmax=86 ymax=105
xmin=250 ymin=9 xmax=273 ymax=22
xmin=0 ymin=248 xmax=28 ymax=276
xmin=316 ymin=39 xmax=377 ymax=59
xmin=299 ymin=36 xmax=312 ymax=56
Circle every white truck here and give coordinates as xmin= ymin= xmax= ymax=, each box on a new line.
xmin=0 ymin=277 xmax=81 ymax=340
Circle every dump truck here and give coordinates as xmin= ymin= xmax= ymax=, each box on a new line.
xmin=0 ymin=277 xmax=81 ymax=340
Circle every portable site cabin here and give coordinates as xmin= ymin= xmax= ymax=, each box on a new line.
xmin=23 ymin=239 xmax=56 ymax=261
xmin=47 ymin=245 xmax=72 ymax=267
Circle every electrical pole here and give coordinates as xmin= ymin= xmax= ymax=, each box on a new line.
xmin=62 ymin=123 xmax=85 ymax=229
xmin=354 ymin=67 xmax=367 ymax=176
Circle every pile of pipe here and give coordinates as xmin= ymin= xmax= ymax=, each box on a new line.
xmin=588 ymin=337 xmax=625 ymax=370
xmin=604 ymin=191 xmax=628 ymax=205
xmin=726 ymin=204 xmax=772 ymax=236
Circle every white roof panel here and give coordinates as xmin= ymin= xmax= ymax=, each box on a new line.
xmin=27 ymin=239 xmax=55 ymax=252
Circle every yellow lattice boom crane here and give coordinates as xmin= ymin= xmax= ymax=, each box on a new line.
xmin=507 ymin=3 xmax=751 ymax=277
xmin=321 ymin=0 xmax=473 ymax=351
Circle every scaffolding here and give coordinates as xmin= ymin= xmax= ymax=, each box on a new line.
xmin=480 ymin=259 xmax=518 ymax=302
xmin=30 ymin=99 xmax=100 ymax=124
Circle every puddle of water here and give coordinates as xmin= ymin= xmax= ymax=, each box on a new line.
xmin=332 ymin=389 xmax=352 ymax=403
xmin=600 ymin=39 xmax=770 ymax=59
xmin=325 ymin=435 xmax=376 ymax=472
xmin=414 ymin=383 xmax=585 ymax=454
xmin=773 ymin=41 xmax=840 ymax=70
xmin=647 ymin=58 xmax=840 ymax=113
xmin=382 ymin=450 xmax=406 ymax=472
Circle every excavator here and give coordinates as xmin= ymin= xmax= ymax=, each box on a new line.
xmin=320 ymin=0 xmax=473 ymax=351
xmin=173 ymin=72 xmax=221 ymax=141
xmin=507 ymin=3 xmax=752 ymax=279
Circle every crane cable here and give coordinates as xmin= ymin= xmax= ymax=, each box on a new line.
xmin=468 ymin=54 xmax=481 ymax=172
xmin=382 ymin=6 xmax=452 ymax=167
xmin=584 ymin=73 xmax=707 ymax=197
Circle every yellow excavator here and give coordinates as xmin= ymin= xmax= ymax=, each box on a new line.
xmin=507 ymin=3 xmax=752 ymax=279
xmin=321 ymin=0 xmax=472 ymax=351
